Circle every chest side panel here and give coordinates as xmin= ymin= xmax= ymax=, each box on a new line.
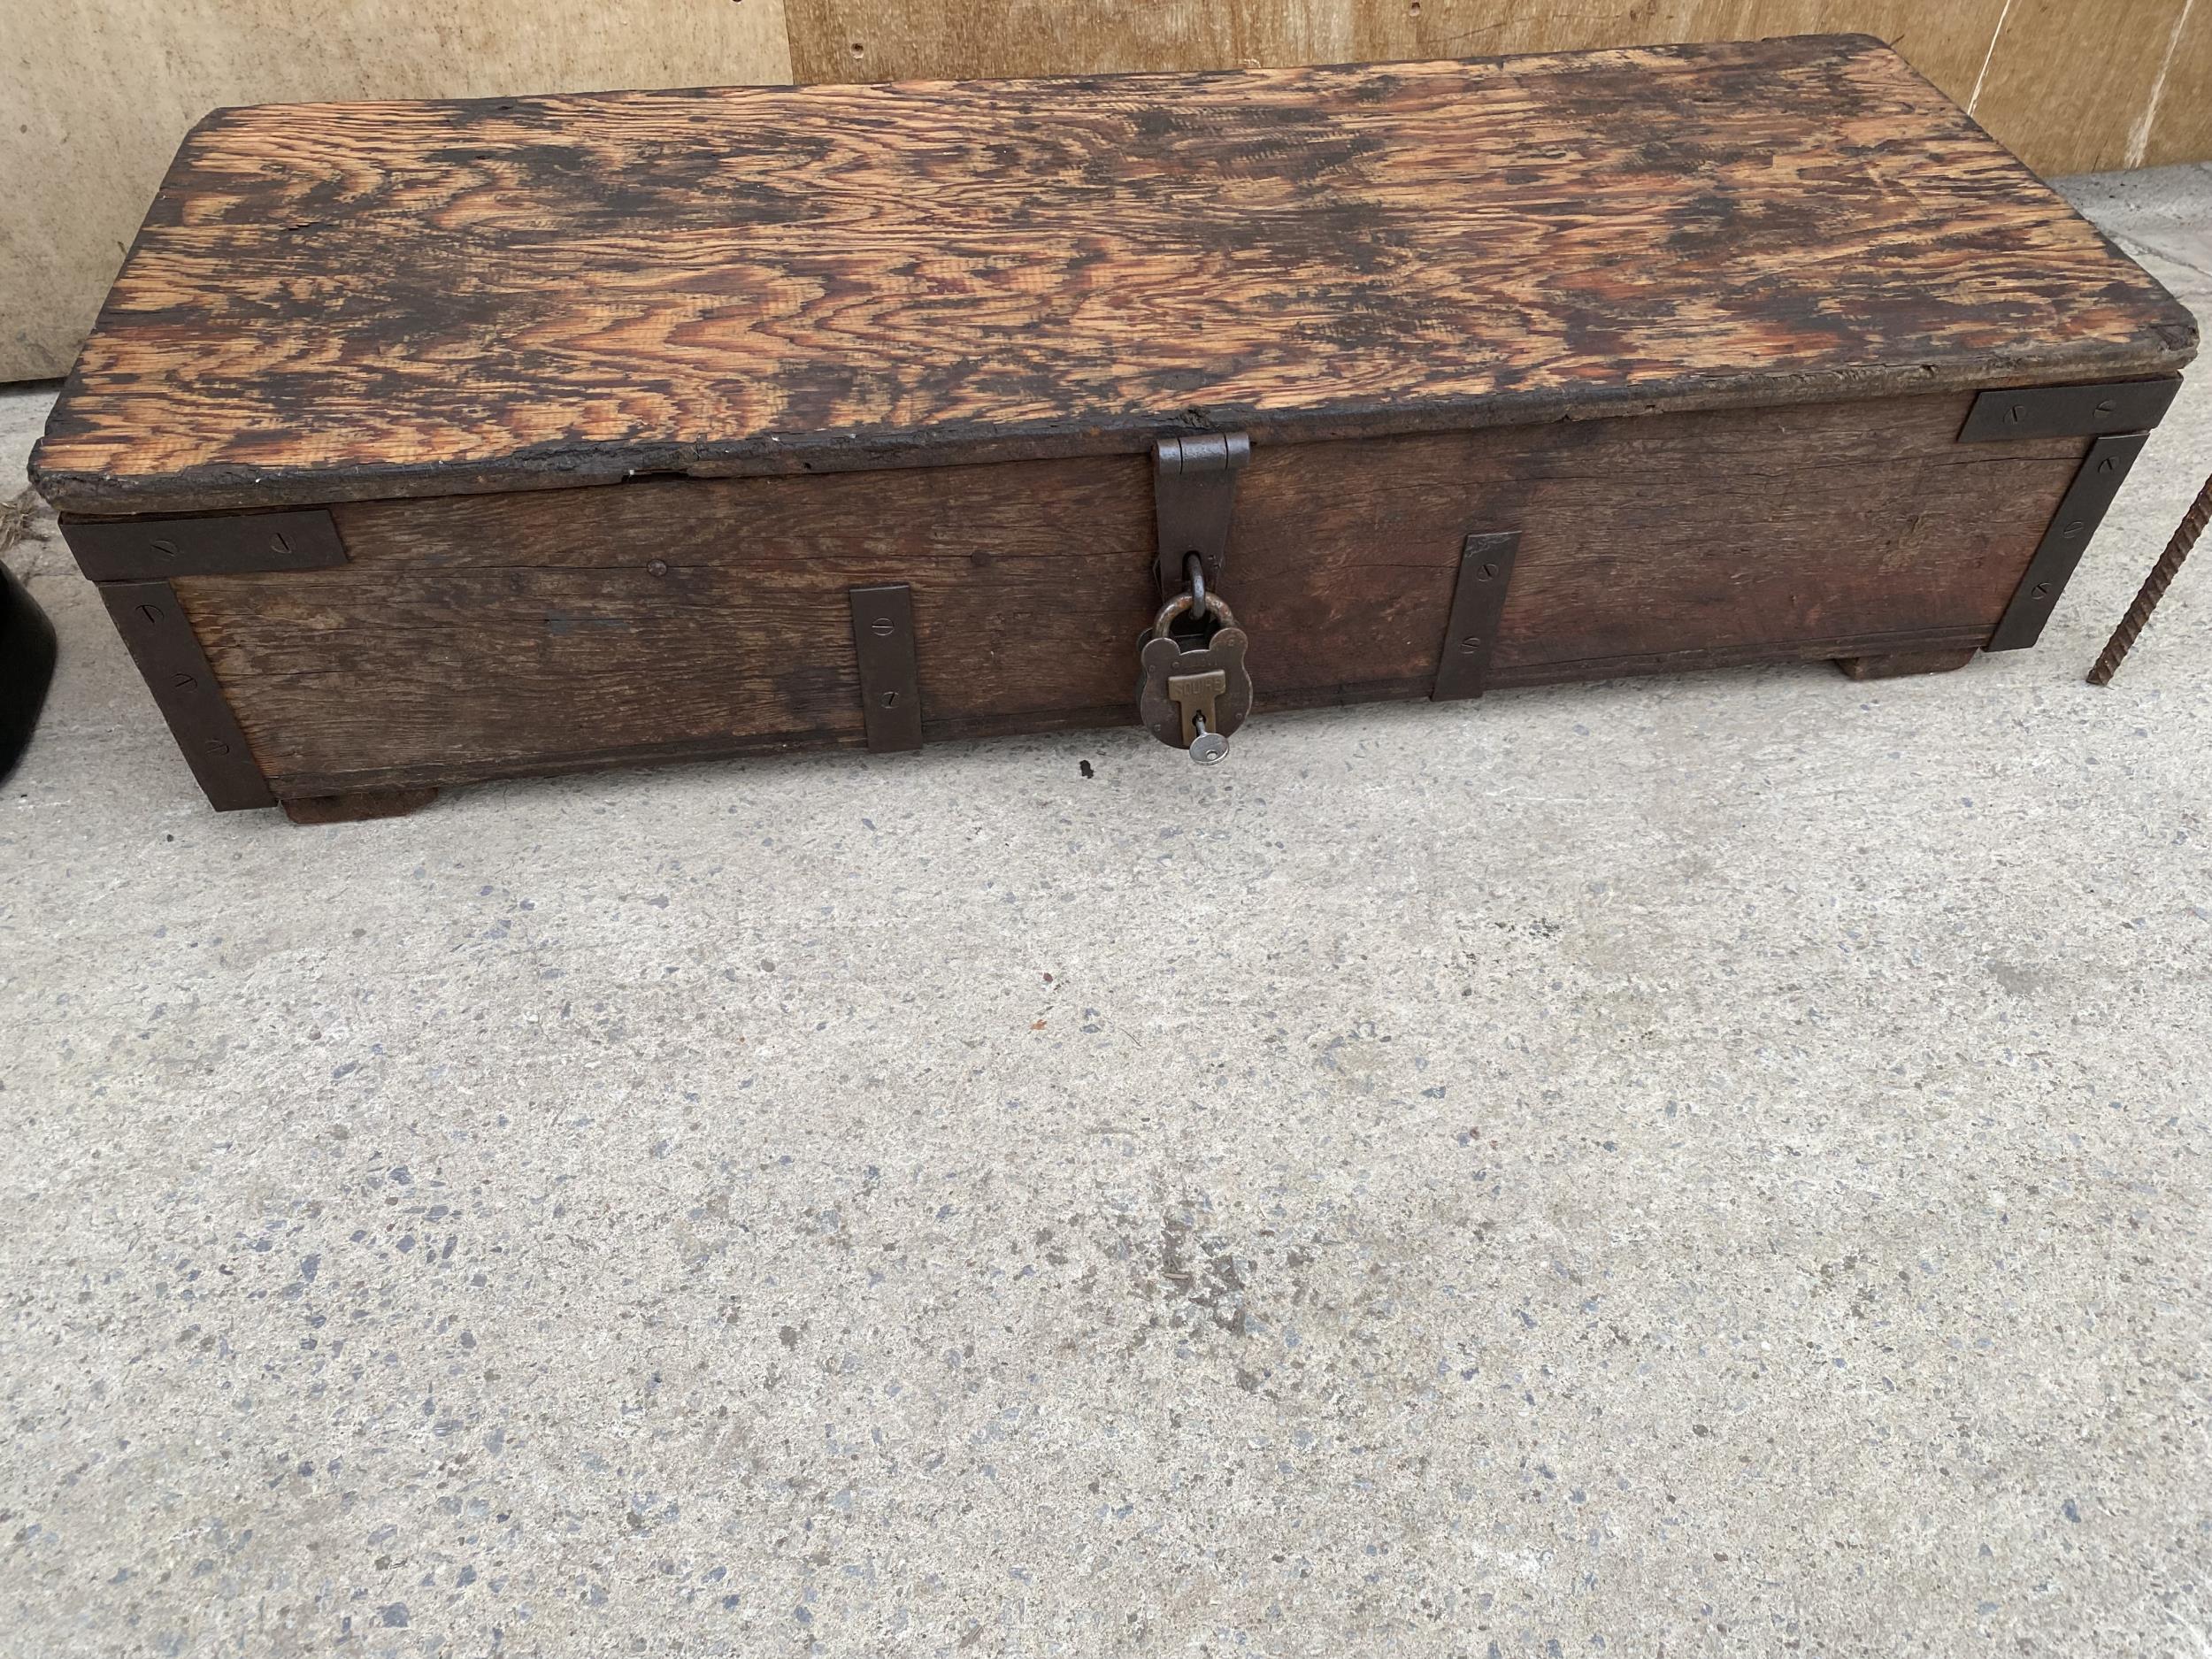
xmin=173 ymin=394 xmax=2084 ymax=798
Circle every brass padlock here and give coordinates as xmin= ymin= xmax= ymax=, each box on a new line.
xmin=1138 ymin=592 xmax=1253 ymax=764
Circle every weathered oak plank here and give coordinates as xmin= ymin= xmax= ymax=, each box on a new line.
xmin=33 ymin=36 xmax=2193 ymax=517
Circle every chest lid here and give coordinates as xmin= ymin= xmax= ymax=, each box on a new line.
xmin=33 ymin=34 xmax=2197 ymax=518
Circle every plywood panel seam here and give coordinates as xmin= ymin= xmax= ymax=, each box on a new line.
xmin=2128 ymin=0 xmax=2197 ymax=165
xmin=1966 ymin=0 xmax=2016 ymax=113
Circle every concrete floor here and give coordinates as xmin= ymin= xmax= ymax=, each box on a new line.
xmin=4 ymin=167 xmax=2211 ymax=1659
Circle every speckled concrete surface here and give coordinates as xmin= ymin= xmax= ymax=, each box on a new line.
xmin=3 ymin=169 xmax=2210 ymax=1659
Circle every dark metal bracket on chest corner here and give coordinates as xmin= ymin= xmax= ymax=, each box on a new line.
xmin=102 ymin=580 xmax=273 ymax=810
xmin=1988 ymin=433 xmax=2148 ymax=651
xmin=61 ymin=508 xmax=349 ymax=582
xmin=1958 ymin=377 xmax=2180 ymax=442
xmin=1961 ymin=377 xmax=2181 ymax=654
xmin=1154 ymin=432 xmax=1249 ymax=603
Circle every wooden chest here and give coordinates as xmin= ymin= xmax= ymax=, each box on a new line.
xmin=30 ymin=35 xmax=2196 ymax=821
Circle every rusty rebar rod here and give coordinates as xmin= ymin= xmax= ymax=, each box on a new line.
xmin=2088 ymin=469 xmax=2212 ymax=686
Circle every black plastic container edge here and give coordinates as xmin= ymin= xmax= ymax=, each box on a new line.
xmin=0 ymin=560 xmax=58 ymax=783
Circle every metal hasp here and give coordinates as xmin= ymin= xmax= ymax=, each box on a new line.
xmin=848 ymin=584 xmax=924 ymax=752
xmin=1958 ymin=377 xmax=2181 ymax=443
xmin=62 ymin=509 xmax=348 ymax=582
xmin=1433 ymin=532 xmax=1523 ymax=700
xmin=1988 ymin=434 xmax=2148 ymax=651
xmin=1153 ymin=432 xmax=1249 ymax=604
xmin=100 ymin=580 xmax=273 ymax=810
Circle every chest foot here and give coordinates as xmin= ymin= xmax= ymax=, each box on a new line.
xmin=1834 ymin=649 xmax=1978 ymax=681
xmin=281 ymin=787 xmax=441 ymax=825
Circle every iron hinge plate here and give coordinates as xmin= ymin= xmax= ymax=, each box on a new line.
xmin=1959 ymin=377 xmax=2180 ymax=443
xmin=101 ymin=580 xmax=273 ymax=810
xmin=62 ymin=509 xmax=348 ymax=582
xmin=1433 ymin=532 xmax=1523 ymax=700
xmin=1987 ymin=433 xmax=2148 ymax=651
xmin=1154 ymin=432 xmax=1249 ymax=603
xmin=849 ymin=584 xmax=923 ymax=752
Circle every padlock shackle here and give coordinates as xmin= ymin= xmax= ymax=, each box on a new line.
xmin=1151 ymin=591 xmax=1236 ymax=640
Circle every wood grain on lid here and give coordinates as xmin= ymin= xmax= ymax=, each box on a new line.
xmin=33 ymin=35 xmax=2197 ymax=514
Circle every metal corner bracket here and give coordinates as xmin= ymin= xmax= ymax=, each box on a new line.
xmin=100 ymin=580 xmax=273 ymax=810
xmin=1958 ymin=378 xmax=2180 ymax=443
xmin=1987 ymin=433 xmax=2148 ymax=651
xmin=63 ymin=509 xmax=349 ymax=582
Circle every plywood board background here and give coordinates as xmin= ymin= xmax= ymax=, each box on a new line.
xmin=785 ymin=1 xmax=2008 ymax=89
xmin=785 ymin=0 xmax=2206 ymax=180
xmin=5 ymin=0 xmax=2208 ymax=383
xmin=1 ymin=0 xmax=795 ymax=382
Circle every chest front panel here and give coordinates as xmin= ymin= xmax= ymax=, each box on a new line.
xmin=160 ymin=393 xmax=2085 ymax=798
